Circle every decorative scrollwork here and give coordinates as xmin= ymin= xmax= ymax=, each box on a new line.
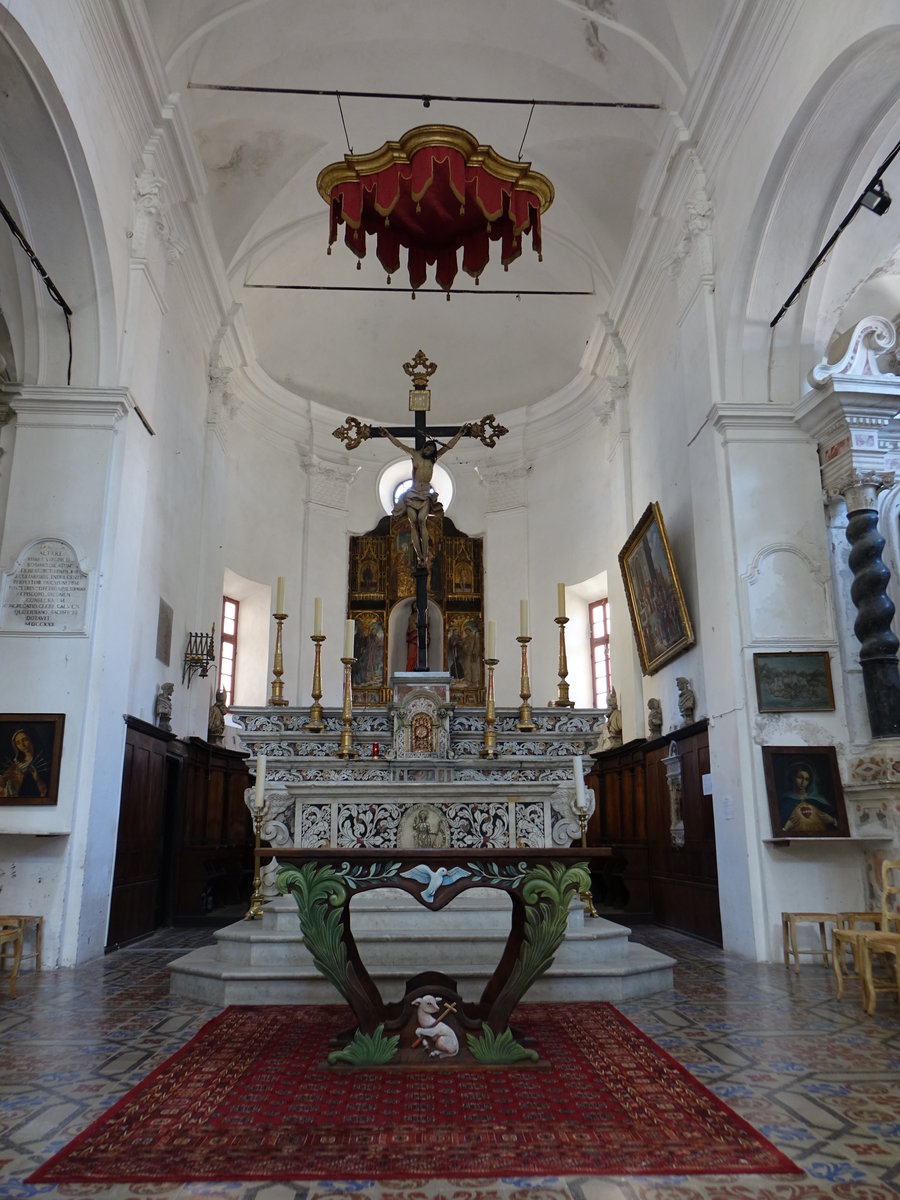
xmin=333 ymin=415 xmax=373 ymax=450
xmin=467 ymin=413 xmax=509 ymax=448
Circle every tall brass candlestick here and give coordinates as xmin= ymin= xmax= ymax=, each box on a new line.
xmin=554 ymin=615 xmax=575 ymax=708
xmin=245 ymin=805 xmax=265 ymax=920
xmin=336 ymin=656 xmax=358 ymax=758
xmin=268 ymin=612 xmax=289 ymax=706
xmin=516 ymin=635 xmax=535 ymax=731
xmin=307 ymin=633 xmax=326 ymax=731
xmin=480 ymin=657 xmax=499 ymax=758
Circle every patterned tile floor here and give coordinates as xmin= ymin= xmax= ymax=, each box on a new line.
xmin=2 ymin=924 xmax=899 ymax=1199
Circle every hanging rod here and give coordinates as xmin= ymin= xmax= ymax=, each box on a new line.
xmin=245 ymin=283 xmax=594 ymax=296
xmin=188 ymin=82 xmax=660 ymax=110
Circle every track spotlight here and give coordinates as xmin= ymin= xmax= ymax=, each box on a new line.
xmin=860 ymin=179 xmax=892 ymax=216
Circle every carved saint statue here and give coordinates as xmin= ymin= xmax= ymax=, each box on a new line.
xmin=155 ymin=681 xmax=174 ymax=732
xmin=647 ymin=697 xmax=662 ymax=738
xmin=207 ymin=688 xmax=227 ymax=745
xmin=676 ymin=677 xmax=696 ymax=726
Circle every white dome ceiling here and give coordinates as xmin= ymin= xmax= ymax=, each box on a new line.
xmin=145 ymin=0 xmax=725 ymax=422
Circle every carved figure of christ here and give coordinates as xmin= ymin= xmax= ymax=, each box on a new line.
xmin=334 ymin=402 xmax=508 ymax=671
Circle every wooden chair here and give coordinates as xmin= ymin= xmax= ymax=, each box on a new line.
xmin=0 ymin=919 xmax=25 ymax=998
xmin=832 ymin=860 xmax=900 ymax=1013
xmin=781 ymin=911 xmax=839 ymax=972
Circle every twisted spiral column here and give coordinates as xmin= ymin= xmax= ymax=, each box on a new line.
xmin=839 ymin=472 xmax=900 ymax=738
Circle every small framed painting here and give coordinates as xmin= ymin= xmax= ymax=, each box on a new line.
xmin=0 ymin=714 xmax=65 ymax=806
xmin=618 ymin=501 xmax=695 ymax=675
xmin=762 ymin=744 xmax=850 ymax=839
xmin=753 ymin=651 xmax=835 ymax=712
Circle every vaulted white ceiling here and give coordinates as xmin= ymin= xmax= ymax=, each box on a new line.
xmin=144 ymin=0 xmax=726 ymax=422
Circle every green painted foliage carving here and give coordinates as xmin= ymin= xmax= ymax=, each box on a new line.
xmin=327 ymin=1023 xmax=399 ymax=1066
xmin=466 ymin=1023 xmax=539 ymax=1063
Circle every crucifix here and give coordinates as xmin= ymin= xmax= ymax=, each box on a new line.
xmin=333 ymin=350 xmax=507 ymax=671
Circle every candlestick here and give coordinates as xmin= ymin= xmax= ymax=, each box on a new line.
xmin=557 ymin=582 xmax=566 ymax=620
xmin=254 ymin=753 xmax=266 ymax=808
xmin=516 ymin=634 xmax=535 ymax=731
xmin=307 ymin=633 xmax=326 ymax=731
xmin=344 ymin=617 xmax=355 ymax=659
xmin=486 ymin=619 xmax=496 ymax=660
xmin=245 ymin=804 xmax=266 ymax=920
xmin=573 ymin=755 xmax=587 ymax=810
xmin=553 ymin=615 xmax=575 ymax=708
xmin=314 ymin=596 xmax=323 ymax=636
xmin=480 ymin=656 xmax=499 ymax=758
xmin=275 ymin=576 xmax=285 ymax=615
xmin=336 ymin=654 xmax=358 ymax=758
xmin=520 ymin=599 xmax=529 ymax=638
xmin=268 ymin=611 xmax=289 ymax=706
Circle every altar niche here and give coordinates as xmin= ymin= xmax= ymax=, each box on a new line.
xmin=349 ymin=513 xmax=485 ymax=706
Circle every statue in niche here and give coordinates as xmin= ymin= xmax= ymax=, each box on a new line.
xmin=676 ymin=677 xmax=696 ymax=726
xmin=405 ymin=602 xmax=429 ymax=671
xmin=207 ymin=688 xmax=227 ymax=745
xmin=155 ymin=682 xmax=174 ymax=732
xmin=379 ymin=426 xmax=470 ymax=565
xmin=647 ymin=697 xmax=662 ymax=738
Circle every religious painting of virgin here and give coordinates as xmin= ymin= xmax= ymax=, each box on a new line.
xmin=0 ymin=713 xmax=65 ymax=806
xmin=618 ymin=502 xmax=695 ymax=675
xmin=762 ymin=745 xmax=849 ymax=839
xmin=350 ymin=613 xmax=386 ymax=690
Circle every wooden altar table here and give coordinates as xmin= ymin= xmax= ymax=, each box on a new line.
xmin=274 ymin=846 xmax=619 ymax=1067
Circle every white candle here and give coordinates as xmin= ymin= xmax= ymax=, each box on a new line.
xmin=520 ymin=599 xmax=529 ymax=637
xmin=344 ymin=618 xmax=355 ymax=658
xmin=275 ymin=576 xmax=285 ymax=613
xmin=557 ymin=583 xmax=566 ymax=619
xmin=254 ymin=754 xmax=266 ymax=808
xmin=487 ymin=619 xmax=496 ymax=659
xmin=314 ymin=596 xmax=323 ymax=636
xmin=573 ymin=755 xmax=587 ymax=810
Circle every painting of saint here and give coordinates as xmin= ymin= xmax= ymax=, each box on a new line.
xmin=0 ymin=715 xmax=64 ymax=806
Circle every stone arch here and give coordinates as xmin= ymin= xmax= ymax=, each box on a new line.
xmin=728 ymin=25 xmax=900 ymax=406
xmin=0 ymin=15 xmax=117 ymax=388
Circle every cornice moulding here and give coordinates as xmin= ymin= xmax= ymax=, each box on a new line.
xmin=710 ymin=402 xmax=805 ymax=441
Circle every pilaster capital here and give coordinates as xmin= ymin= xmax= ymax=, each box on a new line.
xmin=474 ymin=460 xmax=532 ymax=511
xmin=300 ymin=454 xmax=360 ymax=509
xmin=827 ymin=470 xmax=896 ymax=512
xmin=0 ymin=385 xmax=132 ymax=430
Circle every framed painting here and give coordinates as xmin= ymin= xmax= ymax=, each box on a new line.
xmin=762 ymin=744 xmax=850 ymax=839
xmin=618 ymin=501 xmax=695 ymax=675
xmin=0 ymin=713 xmax=65 ymax=806
xmin=753 ymin=651 xmax=835 ymax=712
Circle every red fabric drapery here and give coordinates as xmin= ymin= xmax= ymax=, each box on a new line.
xmin=317 ymin=125 xmax=554 ymax=291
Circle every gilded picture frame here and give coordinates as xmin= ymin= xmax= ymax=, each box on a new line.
xmin=762 ymin=744 xmax=849 ymax=839
xmin=618 ymin=502 xmax=695 ymax=675
xmin=0 ymin=713 xmax=65 ymax=806
xmin=753 ymin=651 xmax=835 ymax=713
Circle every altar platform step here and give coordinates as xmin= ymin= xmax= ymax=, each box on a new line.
xmin=168 ymin=894 xmax=675 ymax=1007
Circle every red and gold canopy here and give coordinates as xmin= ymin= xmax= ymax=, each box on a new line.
xmin=317 ymin=124 xmax=554 ymax=291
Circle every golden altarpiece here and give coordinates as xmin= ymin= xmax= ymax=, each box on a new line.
xmin=348 ymin=512 xmax=485 ymax=707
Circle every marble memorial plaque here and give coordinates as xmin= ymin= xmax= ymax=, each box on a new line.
xmin=1 ymin=538 xmax=89 ymax=634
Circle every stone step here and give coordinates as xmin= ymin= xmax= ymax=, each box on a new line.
xmin=168 ymin=940 xmax=673 ymax=1007
xmin=212 ymin=913 xmax=634 ymax=969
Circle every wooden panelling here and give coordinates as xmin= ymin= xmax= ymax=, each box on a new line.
xmin=106 ymin=718 xmax=174 ymax=948
xmin=586 ymin=722 xmax=721 ymax=943
xmin=108 ymin=724 xmax=253 ymax=944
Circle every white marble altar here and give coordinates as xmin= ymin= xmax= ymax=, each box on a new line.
xmin=168 ymin=694 xmax=675 ymax=1005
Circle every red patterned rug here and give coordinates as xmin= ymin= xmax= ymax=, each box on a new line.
xmin=28 ymin=1002 xmax=800 ymax=1183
